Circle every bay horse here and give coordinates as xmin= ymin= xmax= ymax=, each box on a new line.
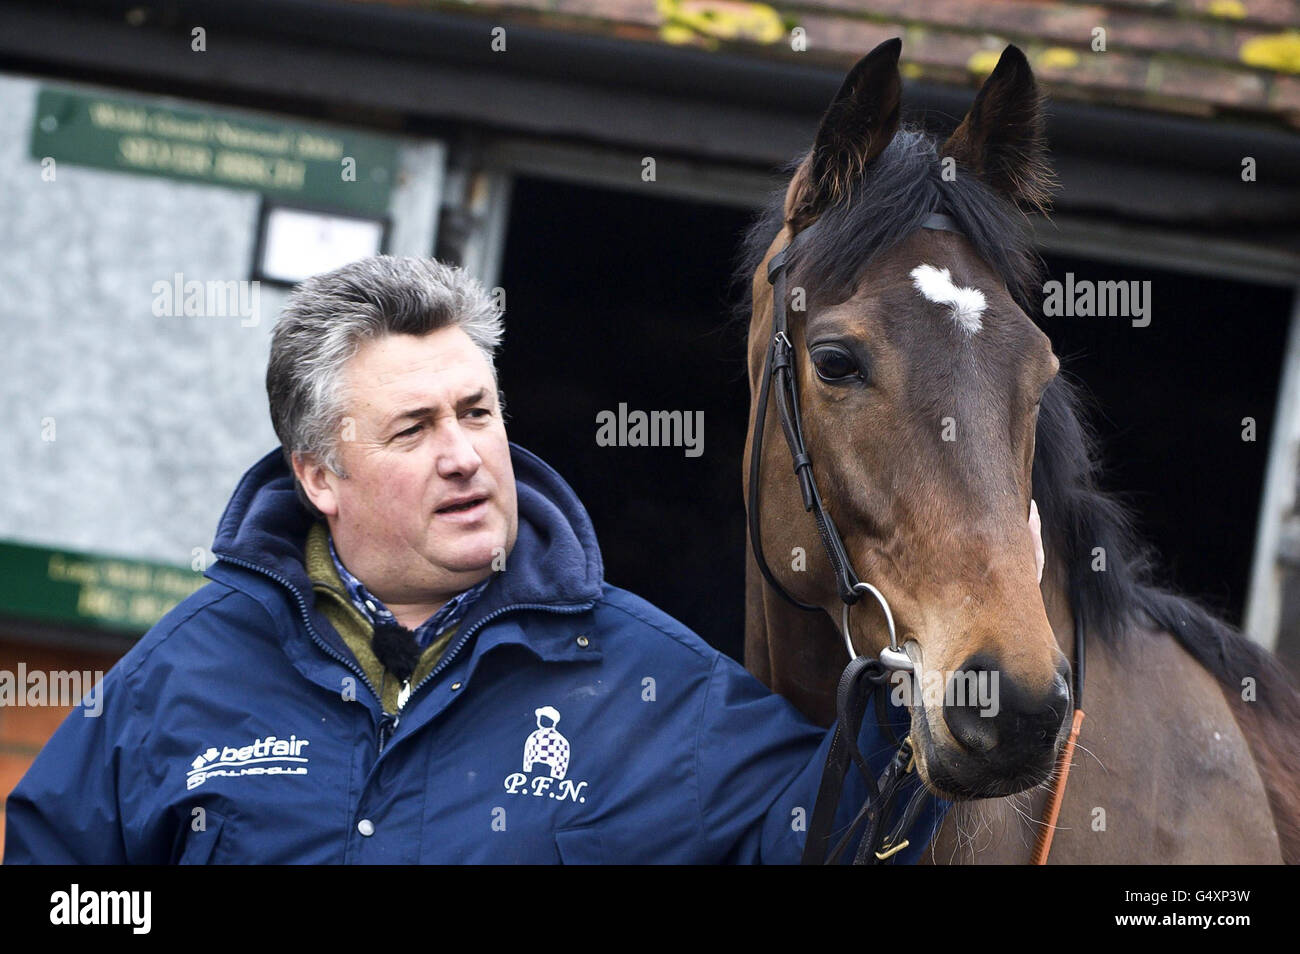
xmin=740 ymin=39 xmax=1300 ymax=863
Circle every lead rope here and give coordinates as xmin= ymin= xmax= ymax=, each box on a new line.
xmin=1030 ymin=606 xmax=1087 ymax=864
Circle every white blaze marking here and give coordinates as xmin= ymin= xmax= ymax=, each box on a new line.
xmin=910 ymin=263 xmax=986 ymax=335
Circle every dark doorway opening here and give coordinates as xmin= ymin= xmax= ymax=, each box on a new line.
xmin=498 ymin=176 xmax=754 ymax=662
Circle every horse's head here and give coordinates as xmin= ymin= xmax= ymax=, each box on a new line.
xmin=745 ymin=39 xmax=1069 ymax=799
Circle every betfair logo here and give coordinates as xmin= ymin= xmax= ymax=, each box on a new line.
xmin=186 ymin=733 xmax=310 ymax=790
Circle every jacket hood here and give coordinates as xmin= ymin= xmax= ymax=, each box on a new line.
xmin=209 ymin=443 xmax=604 ymax=615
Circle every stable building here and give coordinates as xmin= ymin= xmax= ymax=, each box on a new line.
xmin=1 ymin=0 xmax=1298 ymax=853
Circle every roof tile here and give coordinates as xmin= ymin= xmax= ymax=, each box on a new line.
xmin=351 ymin=0 xmax=1300 ymax=128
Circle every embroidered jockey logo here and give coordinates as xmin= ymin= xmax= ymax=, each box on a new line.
xmin=503 ymin=705 xmax=589 ymax=804
xmin=523 ymin=706 xmax=570 ymax=780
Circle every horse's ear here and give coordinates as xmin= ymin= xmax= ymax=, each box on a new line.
xmin=787 ymin=37 xmax=902 ymax=232
xmin=941 ymin=45 xmax=1054 ymax=214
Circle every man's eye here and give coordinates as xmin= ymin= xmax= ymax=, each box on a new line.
xmin=810 ymin=346 xmax=863 ymax=383
xmin=465 ymin=407 xmax=491 ymax=419
xmin=395 ymin=423 xmax=423 ymax=438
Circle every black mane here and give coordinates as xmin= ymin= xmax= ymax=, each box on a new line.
xmin=734 ymin=126 xmax=1300 ymax=718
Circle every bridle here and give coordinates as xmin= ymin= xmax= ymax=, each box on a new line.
xmin=747 ymin=211 xmax=963 ymax=669
xmin=746 ymin=211 xmax=1087 ymax=865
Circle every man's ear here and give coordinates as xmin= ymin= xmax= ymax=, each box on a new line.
xmin=292 ymin=451 xmax=340 ymax=518
xmin=940 ymin=45 xmax=1055 ymax=214
xmin=787 ymin=37 xmax=903 ymax=233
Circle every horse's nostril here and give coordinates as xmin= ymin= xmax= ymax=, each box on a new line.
xmin=941 ymin=658 xmax=1002 ymax=754
xmin=940 ymin=654 xmax=1069 ymax=767
xmin=944 ymin=695 xmax=999 ymax=754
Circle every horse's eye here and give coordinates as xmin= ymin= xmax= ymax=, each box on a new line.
xmin=810 ymin=345 xmax=862 ymax=383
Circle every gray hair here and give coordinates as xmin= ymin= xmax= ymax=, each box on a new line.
xmin=267 ymin=256 xmax=503 ymax=514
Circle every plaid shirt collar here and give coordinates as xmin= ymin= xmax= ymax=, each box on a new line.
xmin=326 ymin=533 xmax=491 ymax=650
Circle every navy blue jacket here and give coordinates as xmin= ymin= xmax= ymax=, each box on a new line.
xmin=4 ymin=445 xmax=949 ymax=863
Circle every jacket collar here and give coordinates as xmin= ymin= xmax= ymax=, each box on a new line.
xmin=208 ymin=443 xmax=605 ymax=653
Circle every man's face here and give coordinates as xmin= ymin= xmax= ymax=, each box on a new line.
xmin=298 ymin=326 xmax=517 ymax=606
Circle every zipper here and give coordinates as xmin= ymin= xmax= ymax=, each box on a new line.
xmin=404 ymin=601 xmax=593 ymax=707
xmin=352 ymin=601 xmax=592 ymax=754
xmin=378 ymin=681 xmax=411 ymax=755
xmin=213 ymin=552 xmax=384 ymax=712
xmin=377 ymin=711 xmax=399 ymax=753
xmin=214 ymin=554 xmax=594 ymax=755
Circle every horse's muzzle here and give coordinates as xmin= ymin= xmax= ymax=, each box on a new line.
xmin=926 ymin=654 xmax=1072 ymax=797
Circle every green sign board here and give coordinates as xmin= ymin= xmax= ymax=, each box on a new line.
xmin=30 ymin=88 xmax=397 ymax=215
xmin=0 ymin=540 xmax=208 ymax=635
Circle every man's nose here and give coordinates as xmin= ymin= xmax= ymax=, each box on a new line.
xmin=436 ymin=422 xmax=482 ymax=479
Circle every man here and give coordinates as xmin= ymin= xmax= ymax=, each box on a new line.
xmin=5 ymin=256 xmax=948 ymax=863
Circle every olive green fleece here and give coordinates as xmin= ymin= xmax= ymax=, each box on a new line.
xmin=305 ymin=521 xmax=456 ymax=715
